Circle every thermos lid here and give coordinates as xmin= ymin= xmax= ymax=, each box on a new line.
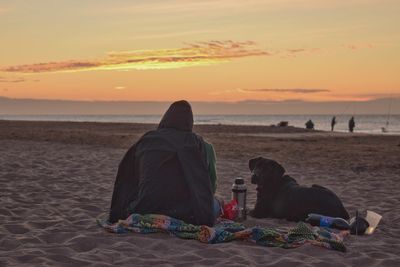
xmin=235 ymin=178 xmax=244 ymax=184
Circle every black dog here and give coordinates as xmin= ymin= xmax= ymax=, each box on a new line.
xmin=249 ymin=157 xmax=349 ymax=222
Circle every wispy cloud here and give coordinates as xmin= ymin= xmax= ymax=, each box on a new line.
xmin=0 ymin=76 xmax=39 ymax=83
xmin=343 ymin=43 xmax=376 ymax=50
xmin=0 ymin=77 xmax=26 ymax=83
xmin=332 ymin=92 xmax=400 ymax=101
xmin=114 ymin=86 xmax=126 ymax=90
xmin=242 ymin=88 xmax=331 ymax=94
xmin=281 ymin=48 xmax=321 ymax=58
xmin=0 ymin=40 xmax=267 ymax=74
xmin=209 ymin=88 xmax=330 ymax=96
xmin=208 ymin=88 xmax=250 ymax=95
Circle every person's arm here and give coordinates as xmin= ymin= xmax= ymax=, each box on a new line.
xmin=109 ymin=143 xmax=139 ymax=223
xmin=204 ymin=141 xmax=217 ymax=194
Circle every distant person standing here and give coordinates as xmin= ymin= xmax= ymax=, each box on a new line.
xmin=305 ymin=119 xmax=314 ymax=130
xmin=331 ymin=116 xmax=336 ymax=131
xmin=348 ymin=117 xmax=355 ymax=132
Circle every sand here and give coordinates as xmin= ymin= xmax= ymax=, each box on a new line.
xmin=1 ymin=120 xmax=400 ymax=266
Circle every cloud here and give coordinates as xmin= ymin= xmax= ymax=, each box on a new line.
xmin=0 ymin=76 xmax=39 ymax=83
xmin=242 ymin=88 xmax=331 ymax=94
xmin=209 ymin=87 xmax=330 ymax=96
xmin=287 ymin=49 xmax=307 ymax=53
xmin=332 ymin=92 xmax=400 ymax=101
xmin=208 ymin=88 xmax=250 ymax=95
xmin=114 ymin=86 xmax=126 ymax=90
xmin=0 ymin=77 xmax=27 ymax=83
xmin=343 ymin=43 xmax=376 ymax=50
xmin=0 ymin=40 xmax=268 ymax=74
xmin=282 ymin=48 xmax=320 ymax=58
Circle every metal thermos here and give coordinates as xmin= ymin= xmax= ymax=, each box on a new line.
xmin=232 ymin=178 xmax=247 ymax=221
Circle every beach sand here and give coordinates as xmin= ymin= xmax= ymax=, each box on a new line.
xmin=1 ymin=120 xmax=400 ymax=266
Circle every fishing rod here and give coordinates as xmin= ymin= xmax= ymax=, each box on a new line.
xmin=382 ymin=93 xmax=394 ymax=133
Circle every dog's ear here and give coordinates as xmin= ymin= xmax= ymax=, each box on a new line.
xmin=249 ymin=157 xmax=263 ymax=171
xmin=269 ymin=160 xmax=285 ymax=180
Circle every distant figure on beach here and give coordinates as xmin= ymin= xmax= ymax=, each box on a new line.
xmin=348 ymin=117 xmax=355 ymax=133
xmin=277 ymin=121 xmax=289 ymax=127
xmin=331 ymin=116 xmax=336 ymax=131
xmin=108 ymin=100 xmax=219 ymax=226
xmin=305 ymin=119 xmax=314 ymax=130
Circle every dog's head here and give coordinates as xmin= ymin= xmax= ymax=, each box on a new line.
xmin=249 ymin=157 xmax=285 ymax=190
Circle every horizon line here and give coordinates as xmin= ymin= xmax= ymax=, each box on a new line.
xmin=1 ymin=96 xmax=399 ymax=103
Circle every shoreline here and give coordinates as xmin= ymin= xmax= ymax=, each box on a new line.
xmin=0 ymin=120 xmax=319 ymax=148
xmin=1 ymin=113 xmax=398 ymax=135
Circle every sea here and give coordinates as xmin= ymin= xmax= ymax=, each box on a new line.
xmin=1 ymin=114 xmax=399 ymax=135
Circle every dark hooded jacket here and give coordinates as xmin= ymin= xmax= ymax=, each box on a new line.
xmin=109 ymin=100 xmax=214 ymax=226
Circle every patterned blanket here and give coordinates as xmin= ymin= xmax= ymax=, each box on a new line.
xmin=98 ymin=214 xmax=348 ymax=252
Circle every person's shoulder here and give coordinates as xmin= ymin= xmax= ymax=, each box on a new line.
xmin=194 ymin=133 xmax=212 ymax=146
xmin=141 ymin=130 xmax=157 ymax=137
xmin=203 ymin=139 xmax=213 ymax=147
xmin=135 ymin=130 xmax=162 ymax=145
xmin=186 ymin=132 xmax=209 ymax=148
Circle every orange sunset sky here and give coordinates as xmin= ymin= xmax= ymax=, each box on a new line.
xmin=0 ymin=0 xmax=399 ymax=102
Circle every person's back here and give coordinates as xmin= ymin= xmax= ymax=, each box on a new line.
xmin=109 ymin=100 xmax=215 ymax=226
xmin=305 ymin=119 xmax=314 ymax=130
xmin=130 ymin=128 xmax=213 ymax=225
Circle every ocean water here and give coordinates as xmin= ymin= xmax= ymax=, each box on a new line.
xmin=1 ymin=114 xmax=399 ymax=134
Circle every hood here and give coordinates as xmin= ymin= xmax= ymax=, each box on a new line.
xmin=158 ymin=100 xmax=194 ymax=132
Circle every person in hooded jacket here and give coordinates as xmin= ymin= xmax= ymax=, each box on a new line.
xmin=108 ymin=100 xmax=219 ymax=227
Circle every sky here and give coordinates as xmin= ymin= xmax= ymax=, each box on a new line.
xmin=1 ymin=0 xmax=400 ymax=104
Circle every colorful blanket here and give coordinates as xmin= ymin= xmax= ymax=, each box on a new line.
xmin=98 ymin=214 xmax=348 ymax=252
